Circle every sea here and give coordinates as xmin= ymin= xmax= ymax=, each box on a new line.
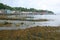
xmin=0 ymin=14 xmax=60 ymax=30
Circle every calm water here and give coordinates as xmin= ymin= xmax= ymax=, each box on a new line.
xmin=0 ymin=15 xmax=60 ymax=30
xmin=32 ymin=15 xmax=60 ymax=26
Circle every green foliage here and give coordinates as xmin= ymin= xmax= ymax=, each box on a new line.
xmin=0 ymin=3 xmax=54 ymax=13
xmin=0 ymin=3 xmax=13 ymax=10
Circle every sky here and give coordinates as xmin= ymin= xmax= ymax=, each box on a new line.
xmin=0 ymin=0 xmax=60 ymax=14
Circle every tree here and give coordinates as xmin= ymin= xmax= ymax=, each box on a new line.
xmin=0 ymin=3 xmax=13 ymax=10
xmin=0 ymin=3 xmax=54 ymax=14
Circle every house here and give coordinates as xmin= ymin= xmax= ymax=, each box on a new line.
xmin=0 ymin=9 xmax=6 ymax=14
xmin=0 ymin=9 xmax=18 ymax=15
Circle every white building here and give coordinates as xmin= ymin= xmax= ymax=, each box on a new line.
xmin=0 ymin=9 xmax=6 ymax=14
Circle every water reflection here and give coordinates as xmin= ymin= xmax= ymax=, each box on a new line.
xmin=0 ymin=15 xmax=60 ymax=30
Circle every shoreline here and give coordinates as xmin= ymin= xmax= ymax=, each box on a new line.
xmin=0 ymin=26 xmax=60 ymax=40
xmin=0 ymin=26 xmax=60 ymax=30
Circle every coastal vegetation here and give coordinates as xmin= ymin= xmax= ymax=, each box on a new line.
xmin=0 ymin=3 xmax=54 ymax=14
xmin=0 ymin=3 xmax=13 ymax=10
xmin=0 ymin=26 xmax=60 ymax=40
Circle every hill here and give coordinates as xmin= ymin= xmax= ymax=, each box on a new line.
xmin=0 ymin=3 xmax=54 ymax=14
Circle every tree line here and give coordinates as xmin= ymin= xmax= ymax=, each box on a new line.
xmin=0 ymin=3 xmax=54 ymax=13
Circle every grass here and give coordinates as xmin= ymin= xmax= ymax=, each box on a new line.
xmin=0 ymin=26 xmax=60 ymax=40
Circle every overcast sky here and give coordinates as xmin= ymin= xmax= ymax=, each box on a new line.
xmin=0 ymin=0 xmax=60 ymax=14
